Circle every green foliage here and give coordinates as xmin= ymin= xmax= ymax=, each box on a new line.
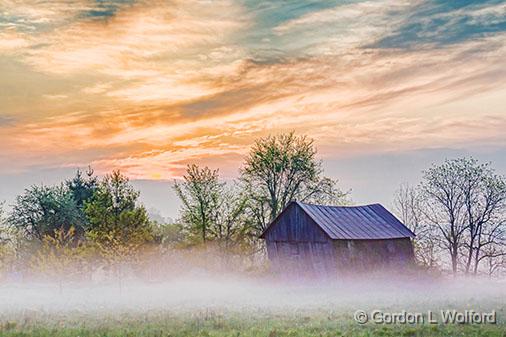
xmin=152 ymin=222 xmax=186 ymax=248
xmin=81 ymin=171 xmax=154 ymax=288
xmin=174 ymin=165 xmax=252 ymax=250
xmin=30 ymin=226 xmax=92 ymax=285
xmin=241 ymin=132 xmax=349 ymax=234
xmin=84 ymin=170 xmax=153 ymax=246
xmin=174 ymin=165 xmax=223 ymax=243
xmin=66 ymin=166 xmax=98 ymax=210
xmin=211 ymin=185 xmax=251 ymax=250
xmin=9 ymin=184 xmax=85 ymax=241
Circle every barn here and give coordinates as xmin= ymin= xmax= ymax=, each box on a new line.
xmin=260 ymin=201 xmax=416 ymax=277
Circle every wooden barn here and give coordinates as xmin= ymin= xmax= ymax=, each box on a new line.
xmin=260 ymin=201 xmax=415 ymax=277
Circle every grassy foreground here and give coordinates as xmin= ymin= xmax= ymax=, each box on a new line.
xmin=1 ymin=311 xmax=505 ymax=337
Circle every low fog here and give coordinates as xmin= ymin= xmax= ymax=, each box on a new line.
xmin=1 ymin=270 xmax=505 ymax=319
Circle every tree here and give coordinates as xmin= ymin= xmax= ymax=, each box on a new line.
xmin=9 ymin=184 xmax=84 ymax=241
xmin=241 ymin=132 xmax=348 ymax=235
xmin=0 ymin=201 xmax=6 ymax=245
xmin=84 ymin=170 xmax=153 ymax=246
xmin=457 ymin=159 xmax=506 ymax=274
xmin=420 ymin=159 xmax=468 ymax=275
xmin=30 ymin=227 xmax=90 ymax=291
xmin=393 ymin=184 xmax=439 ymax=268
xmin=174 ymin=165 xmax=250 ymax=249
xmin=174 ymin=165 xmax=222 ymax=243
xmin=152 ymin=222 xmax=186 ymax=249
xmin=0 ymin=202 xmax=14 ymax=276
xmin=66 ymin=166 xmax=98 ymax=210
xmin=477 ymin=224 xmax=506 ymax=276
xmin=210 ymin=185 xmax=250 ymax=250
xmin=84 ymin=171 xmax=153 ymax=288
xmin=87 ymin=229 xmax=145 ymax=292
xmin=419 ymin=158 xmax=506 ymax=275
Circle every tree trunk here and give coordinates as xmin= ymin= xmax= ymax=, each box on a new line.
xmin=451 ymin=243 xmax=458 ymax=276
xmin=473 ymin=245 xmax=481 ymax=274
xmin=464 ymin=236 xmax=474 ymax=274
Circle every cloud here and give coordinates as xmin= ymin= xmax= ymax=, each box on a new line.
xmin=0 ymin=0 xmax=132 ymax=30
xmin=274 ymin=1 xmax=413 ymax=34
xmin=7 ymin=0 xmax=251 ymax=108
xmin=81 ymin=82 xmax=113 ymax=95
xmin=272 ymin=0 xmax=417 ymax=54
xmin=374 ymin=1 xmax=506 ymax=48
xmin=0 ymin=115 xmax=15 ymax=127
xmin=0 ymin=31 xmax=30 ymax=52
xmin=0 ymin=0 xmax=505 ymax=179
xmin=23 ymin=1 xmax=249 ymax=71
xmin=42 ymin=94 xmax=68 ymax=100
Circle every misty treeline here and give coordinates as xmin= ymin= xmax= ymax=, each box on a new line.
xmin=394 ymin=158 xmax=506 ymax=277
xmin=0 ymin=132 xmax=505 ymax=283
xmin=0 ymin=133 xmax=348 ymax=283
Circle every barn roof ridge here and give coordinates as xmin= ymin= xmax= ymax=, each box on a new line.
xmin=294 ymin=200 xmax=382 ymax=209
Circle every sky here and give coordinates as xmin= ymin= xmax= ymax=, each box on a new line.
xmin=0 ymin=0 xmax=505 ymax=219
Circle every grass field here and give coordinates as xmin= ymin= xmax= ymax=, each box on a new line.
xmin=0 ymin=310 xmax=505 ymax=337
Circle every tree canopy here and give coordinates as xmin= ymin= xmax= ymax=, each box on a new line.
xmin=174 ymin=165 xmax=249 ymax=248
xmin=241 ymin=132 xmax=348 ymax=233
xmin=9 ymin=184 xmax=85 ymax=241
xmin=396 ymin=157 xmax=506 ymax=275
xmin=84 ymin=170 xmax=152 ymax=245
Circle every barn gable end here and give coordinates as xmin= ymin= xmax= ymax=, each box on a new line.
xmin=260 ymin=202 xmax=330 ymax=243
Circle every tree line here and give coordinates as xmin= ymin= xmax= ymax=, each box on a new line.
xmin=0 ymin=132 xmax=505 ymax=280
xmin=0 ymin=133 xmax=347 ymax=282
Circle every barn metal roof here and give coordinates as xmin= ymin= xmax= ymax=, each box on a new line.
xmin=296 ymin=201 xmax=415 ymax=240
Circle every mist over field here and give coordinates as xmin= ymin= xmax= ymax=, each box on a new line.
xmin=1 ymin=272 xmax=505 ymax=316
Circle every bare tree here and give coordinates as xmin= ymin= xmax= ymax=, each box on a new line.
xmin=393 ymin=183 xmax=424 ymax=234
xmin=483 ymin=244 xmax=506 ymax=277
xmin=473 ymin=220 xmax=506 ymax=276
xmin=457 ymin=160 xmax=506 ymax=274
xmin=393 ymin=184 xmax=439 ymax=268
xmin=420 ymin=159 xmax=468 ymax=275
xmin=409 ymin=158 xmax=506 ymax=276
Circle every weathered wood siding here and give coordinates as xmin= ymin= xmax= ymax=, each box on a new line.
xmin=263 ymin=203 xmax=329 ymax=242
xmin=333 ymin=238 xmax=414 ymax=272
xmin=264 ymin=203 xmax=337 ymax=276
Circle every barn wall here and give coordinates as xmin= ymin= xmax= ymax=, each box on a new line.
xmin=266 ymin=240 xmax=337 ymax=277
xmin=264 ymin=203 xmax=336 ymax=276
xmin=333 ymin=238 xmax=414 ymax=272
